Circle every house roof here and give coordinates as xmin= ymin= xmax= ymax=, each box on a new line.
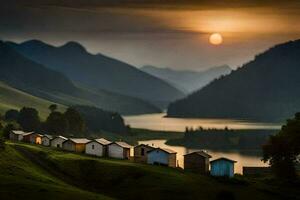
xmin=67 ymin=138 xmax=91 ymax=144
xmin=11 ymin=130 xmax=34 ymax=135
xmin=53 ymin=135 xmax=68 ymax=141
xmin=93 ymin=138 xmax=111 ymax=145
xmin=43 ymin=134 xmax=53 ymax=139
xmin=110 ymin=141 xmax=132 ymax=149
xmin=22 ymin=132 xmax=35 ymax=136
xmin=134 ymin=144 xmax=155 ymax=150
xmin=210 ymin=157 xmax=237 ymax=163
xmin=148 ymin=148 xmax=177 ymax=154
xmin=184 ymin=151 xmax=212 ymax=158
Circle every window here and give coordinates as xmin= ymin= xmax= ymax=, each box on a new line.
xmin=92 ymin=144 xmax=95 ymax=150
xmin=141 ymin=148 xmax=145 ymax=156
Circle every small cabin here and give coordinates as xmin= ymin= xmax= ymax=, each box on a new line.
xmin=134 ymin=144 xmax=155 ymax=163
xmin=184 ymin=151 xmax=212 ymax=174
xmin=42 ymin=134 xmax=53 ymax=146
xmin=85 ymin=138 xmax=111 ymax=157
xmin=147 ymin=148 xmax=177 ymax=168
xmin=29 ymin=133 xmax=43 ymax=144
xmin=9 ymin=130 xmax=27 ymax=141
xmin=51 ymin=136 xmax=68 ymax=148
xmin=22 ymin=132 xmax=35 ymax=143
xmin=107 ymin=141 xmax=132 ymax=159
xmin=210 ymin=157 xmax=237 ymax=178
xmin=63 ymin=138 xmax=91 ymax=153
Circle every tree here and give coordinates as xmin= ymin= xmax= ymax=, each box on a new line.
xmin=2 ymin=123 xmax=20 ymax=139
xmin=45 ymin=111 xmax=68 ymax=134
xmin=17 ymin=107 xmax=41 ymax=131
xmin=263 ymin=113 xmax=300 ymax=181
xmin=48 ymin=104 xmax=58 ymax=113
xmin=64 ymin=108 xmax=85 ymax=134
xmin=4 ymin=109 xmax=19 ymax=121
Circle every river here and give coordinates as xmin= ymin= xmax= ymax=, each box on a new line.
xmin=124 ymin=113 xmax=281 ymax=132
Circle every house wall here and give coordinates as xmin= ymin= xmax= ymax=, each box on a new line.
xmin=108 ymin=143 xmax=124 ymax=159
xmin=42 ymin=137 xmax=51 ymax=146
xmin=23 ymin=135 xmax=32 ymax=143
xmin=63 ymin=141 xmax=76 ymax=151
xmin=29 ymin=135 xmax=36 ymax=143
xmin=35 ymin=136 xmax=42 ymax=144
xmin=51 ymin=138 xmax=66 ymax=148
xmin=147 ymin=150 xmax=169 ymax=166
xmin=134 ymin=146 xmax=153 ymax=163
xmin=210 ymin=160 xmax=234 ymax=177
xmin=9 ymin=133 xmax=17 ymax=141
xmin=168 ymin=154 xmax=177 ymax=168
xmin=75 ymin=143 xmax=86 ymax=153
xmin=184 ymin=154 xmax=209 ymax=173
xmin=86 ymin=142 xmax=104 ymax=157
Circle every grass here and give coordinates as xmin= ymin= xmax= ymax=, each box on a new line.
xmin=0 ymin=143 xmax=112 ymax=200
xmin=3 ymin=141 xmax=299 ymax=200
xmin=88 ymin=128 xmax=184 ymax=145
xmin=0 ymin=82 xmax=66 ymax=119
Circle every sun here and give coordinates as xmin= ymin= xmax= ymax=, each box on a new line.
xmin=209 ymin=33 xmax=223 ymax=45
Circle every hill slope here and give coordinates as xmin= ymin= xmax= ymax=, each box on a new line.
xmin=3 ymin=142 xmax=293 ymax=200
xmin=0 ymin=144 xmax=111 ymax=200
xmin=0 ymin=81 xmax=65 ymax=119
xmin=142 ymin=65 xmax=231 ymax=94
xmin=167 ymin=39 xmax=300 ymax=122
xmin=0 ymin=41 xmax=160 ymax=115
xmin=8 ymin=40 xmax=184 ymax=107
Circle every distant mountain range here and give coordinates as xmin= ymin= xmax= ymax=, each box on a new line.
xmin=141 ymin=65 xmax=231 ymax=94
xmin=167 ymin=39 xmax=300 ymax=122
xmin=8 ymin=40 xmax=184 ymax=108
xmin=0 ymin=41 xmax=160 ymax=115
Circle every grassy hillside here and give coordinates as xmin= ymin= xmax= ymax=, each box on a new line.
xmin=3 ymin=142 xmax=299 ymax=200
xmin=0 ymin=144 xmax=112 ymax=200
xmin=0 ymin=82 xmax=65 ymax=119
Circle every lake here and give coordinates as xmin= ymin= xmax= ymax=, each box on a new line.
xmin=125 ymin=113 xmax=281 ymax=132
xmin=138 ymin=139 xmax=268 ymax=174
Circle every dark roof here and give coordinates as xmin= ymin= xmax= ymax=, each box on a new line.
xmin=53 ymin=135 xmax=68 ymax=141
xmin=210 ymin=157 xmax=237 ymax=163
xmin=43 ymin=134 xmax=53 ymax=139
xmin=148 ymin=147 xmax=177 ymax=154
xmin=184 ymin=151 xmax=212 ymax=158
xmin=134 ymin=144 xmax=156 ymax=150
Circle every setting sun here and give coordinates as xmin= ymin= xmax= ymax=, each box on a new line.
xmin=209 ymin=33 xmax=223 ymax=45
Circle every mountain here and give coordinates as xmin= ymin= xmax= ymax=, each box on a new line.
xmin=0 ymin=41 xmax=160 ymax=115
xmin=167 ymin=39 xmax=300 ymax=122
xmin=141 ymin=65 xmax=231 ymax=94
xmin=8 ymin=40 xmax=184 ymax=107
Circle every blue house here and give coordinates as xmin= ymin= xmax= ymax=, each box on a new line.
xmin=147 ymin=148 xmax=177 ymax=168
xmin=210 ymin=157 xmax=237 ymax=177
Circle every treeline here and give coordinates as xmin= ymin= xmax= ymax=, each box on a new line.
xmin=167 ymin=127 xmax=278 ymax=150
xmin=1 ymin=104 xmax=128 ymax=138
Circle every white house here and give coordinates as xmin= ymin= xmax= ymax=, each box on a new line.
xmin=51 ymin=136 xmax=68 ymax=148
xmin=42 ymin=134 xmax=53 ymax=146
xmin=85 ymin=138 xmax=111 ymax=157
xmin=147 ymin=148 xmax=177 ymax=168
xmin=107 ymin=141 xmax=132 ymax=159
xmin=9 ymin=130 xmax=27 ymax=141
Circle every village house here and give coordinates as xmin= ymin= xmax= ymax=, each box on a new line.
xmin=9 ymin=130 xmax=29 ymax=141
xmin=210 ymin=157 xmax=237 ymax=177
xmin=134 ymin=144 xmax=155 ymax=163
xmin=51 ymin=135 xmax=68 ymax=148
xmin=42 ymin=134 xmax=53 ymax=146
xmin=29 ymin=133 xmax=43 ymax=144
xmin=107 ymin=141 xmax=132 ymax=159
xmin=22 ymin=132 xmax=35 ymax=143
xmin=184 ymin=151 xmax=212 ymax=174
xmin=85 ymin=138 xmax=111 ymax=157
xmin=147 ymin=148 xmax=177 ymax=168
xmin=63 ymin=138 xmax=91 ymax=153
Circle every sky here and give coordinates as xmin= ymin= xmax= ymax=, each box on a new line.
xmin=1 ymin=0 xmax=300 ymax=70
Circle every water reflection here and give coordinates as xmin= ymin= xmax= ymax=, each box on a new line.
xmin=138 ymin=139 xmax=268 ymax=174
xmin=125 ymin=113 xmax=281 ymax=132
